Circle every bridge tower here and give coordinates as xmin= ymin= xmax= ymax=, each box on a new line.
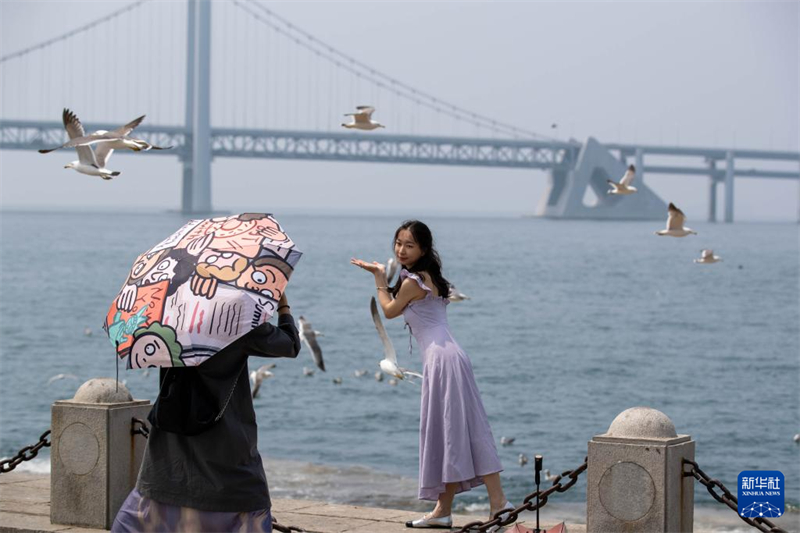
xmin=183 ymin=0 xmax=212 ymax=214
xmin=538 ymin=138 xmax=666 ymax=220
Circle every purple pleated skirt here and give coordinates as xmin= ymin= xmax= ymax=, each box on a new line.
xmin=111 ymin=488 xmax=273 ymax=533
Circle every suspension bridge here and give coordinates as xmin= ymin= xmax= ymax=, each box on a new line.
xmin=1 ymin=0 xmax=798 ymax=219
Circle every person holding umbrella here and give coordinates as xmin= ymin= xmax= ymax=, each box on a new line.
xmin=351 ymin=220 xmax=513 ymax=529
xmin=109 ymin=214 xmax=303 ymax=533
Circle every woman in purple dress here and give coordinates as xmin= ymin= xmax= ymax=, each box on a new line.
xmin=352 ymin=220 xmax=513 ymax=529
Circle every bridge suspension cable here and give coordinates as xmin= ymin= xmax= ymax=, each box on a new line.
xmin=233 ymin=0 xmax=556 ymax=141
xmin=0 ymin=0 xmax=148 ymax=64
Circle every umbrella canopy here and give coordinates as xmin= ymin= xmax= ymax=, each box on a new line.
xmin=105 ymin=213 xmax=301 ymax=369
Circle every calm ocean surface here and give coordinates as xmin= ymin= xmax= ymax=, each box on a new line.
xmin=1 ymin=210 xmax=798 ymax=519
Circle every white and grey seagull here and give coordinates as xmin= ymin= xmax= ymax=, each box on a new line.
xmin=45 ymin=109 xmax=120 ymax=179
xmin=447 ymin=284 xmax=471 ymax=302
xmin=385 ymin=258 xmax=399 ymax=284
xmin=694 ymin=249 xmax=722 ymax=264
xmin=342 ymin=106 xmax=385 ymax=130
xmin=298 ymin=316 xmax=325 ymax=371
xmin=694 ymin=248 xmax=722 ymax=265
xmin=47 ymin=373 xmax=79 ymax=386
xmin=655 ymin=203 xmax=697 ymax=237
xmin=250 ymin=363 xmax=275 ymax=398
xmin=607 ymin=164 xmax=638 ymax=195
xmin=370 ymin=297 xmax=422 ymax=381
xmin=39 ymin=109 xmax=171 ymax=154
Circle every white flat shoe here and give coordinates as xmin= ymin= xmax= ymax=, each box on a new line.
xmin=488 ymin=501 xmax=515 ymax=532
xmin=405 ymin=513 xmax=453 ymax=529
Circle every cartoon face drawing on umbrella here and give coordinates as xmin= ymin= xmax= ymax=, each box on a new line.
xmin=105 ymin=213 xmax=301 ymax=369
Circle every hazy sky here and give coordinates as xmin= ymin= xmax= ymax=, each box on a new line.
xmin=0 ymin=0 xmax=797 ymax=220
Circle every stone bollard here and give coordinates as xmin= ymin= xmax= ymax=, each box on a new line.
xmin=51 ymin=378 xmax=151 ymax=529
xmin=587 ymin=407 xmax=695 ymax=532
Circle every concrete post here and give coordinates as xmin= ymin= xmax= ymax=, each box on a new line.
xmin=50 ymin=379 xmax=150 ymax=529
xmin=724 ymin=151 xmax=734 ymax=223
xmin=587 ymin=407 xmax=695 ymax=532
xmin=708 ymin=160 xmax=717 ymax=222
xmin=635 ymin=147 xmax=644 ymax=186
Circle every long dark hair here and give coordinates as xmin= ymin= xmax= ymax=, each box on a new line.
xmin=390 ymin=220 xmax=450 ymax=299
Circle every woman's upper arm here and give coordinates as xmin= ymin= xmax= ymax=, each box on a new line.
xmin=245 ymin=315 xmax=302 ymax=358
xmin=383 ymin=279 xmax=426 ymax=319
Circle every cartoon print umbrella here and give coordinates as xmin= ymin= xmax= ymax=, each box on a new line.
xmin=105 ymin=213 xmax=301 ymax=369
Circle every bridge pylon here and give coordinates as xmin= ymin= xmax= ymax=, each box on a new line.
xmin=182 ymin=0 xmax=212 ymax=214
xmin=538 ymin=137 xmax=667 ymax=220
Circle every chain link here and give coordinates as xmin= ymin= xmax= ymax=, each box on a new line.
xmin=131 ymin=417 xmax=150 ymax=439
xmin=3 ymin=431 xmax=787 ymax=533
xmin=683 ymin=459 xmax=787 ymax=533
xmin=456 ymin=457 xmax=588 ymax=533
xmin=0 ymin=430 xmax=52 ymax=474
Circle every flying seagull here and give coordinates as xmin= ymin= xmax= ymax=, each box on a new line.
xmin=385 ymin=258 xmax=399 ymax=284
xmin=39 ymin=110 xmax=171 ymax=153
xmin=370 ymin=297 xmax=422 ymax=381
xmin=447 ymin=284 xmax=471 ymax=302
xmin=500 ymin=436 xmax=515 ymax=446
xmin=518 ymin=453 xmax=529 ymax=467
xmin=694 ymin=249 xmax=722 ymax=264
xmin=342 ymin=106 xmax=385 ymax=130
xmin=47 ymin=109 xmax=120 ymax=179
xmin=250 ymin=363 xmax=275 ymax=398
xmin=607 ymin=164 xmax=638 ymax=195
xmin=655 ymin=203 xmax=697 ymax=237
xmin=47 ymin=373 xmax=79 ymax=386
xmin=298 ymin=316 xmax=325 ymax=371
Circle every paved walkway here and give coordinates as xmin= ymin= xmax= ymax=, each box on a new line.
xmin=0 ymin=472 xmax=579 ymax=533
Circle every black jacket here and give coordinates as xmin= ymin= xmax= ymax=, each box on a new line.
xmin=137 ymin=314 xmax=301 ymax=512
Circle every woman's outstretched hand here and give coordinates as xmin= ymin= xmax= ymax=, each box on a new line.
xmin=350 ymin=258 xmax=386 ymax=276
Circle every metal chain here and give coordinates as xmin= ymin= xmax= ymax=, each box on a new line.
xmin=456 ymin=457 xmax=588 ymax=533
xmin=0 ymin=430 xmax=52 ymax=474
xmin=683 ymin=459 xmax=787 ymax=533
xmin=131 ymin=417 xmax=150 ymax=439
xmin=272 ymin=516 xmax=305 ymax=533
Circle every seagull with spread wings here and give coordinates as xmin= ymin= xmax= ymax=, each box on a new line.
xmin=298 ymin=316 xmax=325 ymax=371
xmin=607 ymin=164 xmax=638 ymax=195
xmin=385 ymin=258 xmax=399 ymax=284
xmin=47 ymin=373 xmax=79 ymax=386
xmin=342 ymin=105 xmax=385 ymax=130
xmin=46 ymin=109 xmax=120 ymax=179
xmin=250 ymin=363 xmax=275 ymax=398
xmin=370 ymin=297 xmax=422 ymax=381
xmin=694 ymin=249 xmax=722 ymax=264
xmin=655 ymin=202 xmax=697 ymax=237
xmin=39 ymin=108 xmax=171 ymax=154
xmin=447 ymin=284 xmax=471 ymax=302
